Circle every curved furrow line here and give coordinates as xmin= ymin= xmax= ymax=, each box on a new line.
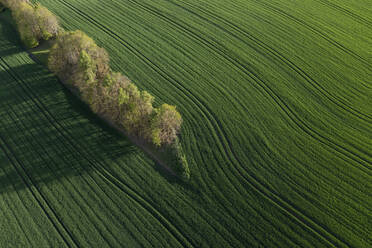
xmin=123 ymin=0 xmax=372 ymax=170
xmin=280 ymin=139 xmax=372 ymax=205
xmin=0 ymin=61 xmax=79 ymax=248
xmin=51 ymin=2 xmax=354 ymax=247
xmin=120 ymin=0 xmax=372 ymax=210
xmin=2 ymin=55 xmax=157 ymax=248
xmin=97 ymin=164 xmax=245 ymax=247
xmin=82 ymin=178 xmax=163 ymax=247
xmin=49 ymin=74 xmax=250 ymax=246
xmin=164 ymin=0 xmax=372 ymax=124
xmin=55 ymin=72 xmax=266 ymax=246
xmin=75 ymin=137 xmax=245 ymax=246
xmin=54 ymin=0 xmax=367 ymax=246
xmin=59 ymin=0 xmax=372 ymax=170
xmin=98 ymin=0 xmax=372 ymax=174
xmin=48 ymin=111 xmax=233 ymax=247
xmin=4 ymin=110 xmax=120 ymax=248
xmin=0 ymin=57 xmax=193 ymax=248
xmin=56 ymin=0 xmax=268 ymax=223
xmin=80 ymin=159 xmax=193 ymax=248
xmin=253 ymin=0 xmax=372 ymax=69
xmin=12 ymin=50 xmax=233 ymax=247
xmin=0 ymin=125 xmax=76 ymax=248
xmin=114 ymin=0 xmax=372 ymax=174
xmin=1 ymin=58 xmax=148 ymax=247
xmin=62 ymin=116 xmax=250 ymax=245
xmin=48 ymin=101 xmax=241 ymax=247
xmin=0 ymin=166 xmax=36 ymax=246
xmin=315 ymin=0 xmax=372 ymax=27
xmin=99 ymin=126 xmax=283 ymax=246
xmin=254 ymin=140 xmax=372 ymax=233
xmin=0 ymin=62 xmax=192 ymax=247
xmin=1 ymin=85 xmax=142 ymax=248
xmin=129 ymin=135 xmax=300 ymax=247
xmin=160 ymin=0 xmax=372 ymax=193
xmin=2 ymin=52 xmax=294 ymax=246
xmin=2 ymin=70 xmax=161 ymax=247
xmin=39 ymin=0 xmax=368 ymax=246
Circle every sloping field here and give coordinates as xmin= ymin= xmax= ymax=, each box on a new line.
xmin=0 ymin=0 xmax=371 ymax=247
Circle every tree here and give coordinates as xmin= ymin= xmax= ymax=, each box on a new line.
xmin=35 ymin=4 xmax=60 ymax=40
xmin=0 ymin=0 xmax=29 ymax=10
xmin=12 ymin=2 xmax=40 ymax=47
xmin=49 ymin=30 xmax=110 ymax=119
xmin=121 ymin=84 xmax=155 ymax=139
xmin=48 ymin=30 xmax=110 ymax=87
xmin=9 ymin=1 xmax=60 ymax=48
xmin=100 ymin=72 xmax=131 ymax=120
xmin=151 ymin=104 xmax=182 ymax=146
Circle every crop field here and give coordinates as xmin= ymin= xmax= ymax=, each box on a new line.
xmin=0 ymin=0 xmax=371 ymax=247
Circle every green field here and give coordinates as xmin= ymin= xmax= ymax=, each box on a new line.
xmin=0 ymin=0 xmax=371 ymax=247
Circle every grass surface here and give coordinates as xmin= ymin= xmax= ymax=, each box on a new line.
xmin=0 ymin=0 xmax=371 ymax=247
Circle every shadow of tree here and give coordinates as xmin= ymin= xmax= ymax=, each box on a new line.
xmin=0 ymin=11 xmax=186 ymax=195
xmin=0 ymin=57 xmax=140 ymax=194
xmin=0 ymin=60 xmax=184 ymax=196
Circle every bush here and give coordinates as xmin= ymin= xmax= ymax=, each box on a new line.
xmin=9 ymin=1 xmax=60 ymax=48
xmin=166 ymin=139 xmax=190 ymax=180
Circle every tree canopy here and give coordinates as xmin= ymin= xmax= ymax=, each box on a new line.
xmin=6 ymin=1 xmax=60 ymax=48
xmin=152 ymin=104 xmax=182 ymax=146
xmin=48 ymin=30 xmax=183 ymax=148
xmin=0 ymin=0 xmax=29 ymax=10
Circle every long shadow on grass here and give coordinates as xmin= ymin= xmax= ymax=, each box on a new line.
xmin=0 ymin=12 xmax=184 ymax=193
xmin=0 ymin=61 xmax=139 ymax=194
xmin=0 ymin=59 xmax=183 ymax=196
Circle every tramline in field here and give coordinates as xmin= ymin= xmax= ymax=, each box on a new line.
xmin=0 ymin=0 xmax=370 ymax=247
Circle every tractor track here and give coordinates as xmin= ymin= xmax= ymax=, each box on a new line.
xmin=50 ymin=1 xmax=364 ymax=247
xmin=0 ymin=61 xmax=80 ymax=248
xmin=0 ymin=56 xmax=194 ymax=248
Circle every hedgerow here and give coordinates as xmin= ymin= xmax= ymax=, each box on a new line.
xmin=3 ymin=1 xmax=189 ymax=179
xmin=48 ymin=30 xmax=189 ymax=179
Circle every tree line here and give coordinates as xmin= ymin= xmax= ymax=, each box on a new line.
xmin=1 ymin=0 xmax=190 ymax=179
